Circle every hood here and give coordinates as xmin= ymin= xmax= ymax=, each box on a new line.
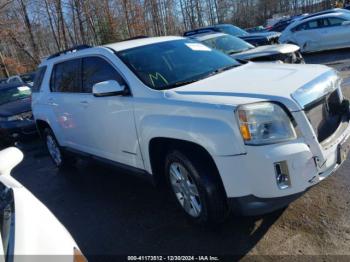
xmin=165 ymin=62 xmax=332 ymax=112
xmin=0 ymin=97 xmax=31 ymax=117
xmin=231 ymin=44 xmax=300 ymax=60
xmin=241 ymin=31 xmax=281 ymax=40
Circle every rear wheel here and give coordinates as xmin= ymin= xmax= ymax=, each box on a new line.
xmin=44 ymin=128 xmax=75 ymax=169
xmin=165 ymin=150 xmax=228 ymax=224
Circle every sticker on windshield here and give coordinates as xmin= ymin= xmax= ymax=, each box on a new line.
xmin=185 ymin=43 xmax=211 ymax=51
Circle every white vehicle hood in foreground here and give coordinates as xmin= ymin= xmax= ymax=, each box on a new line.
xmin=168 ymin=62 xmax=332 ymax=111
xmin=231 ymin=44 xmax=299 ymax=60
xmin=0 ymin=147 xmax=79 ymax=260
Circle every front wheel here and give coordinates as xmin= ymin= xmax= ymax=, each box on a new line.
xmin=165 ymin=150 xmax=228 ymax=225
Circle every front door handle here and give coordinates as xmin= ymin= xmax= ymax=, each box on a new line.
xmin=80 ymin=101 xmax=89 ymax=104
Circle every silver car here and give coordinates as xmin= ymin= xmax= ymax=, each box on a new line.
xmin=192 ymin=32 xmax=304 ymax=63
xmin=279 ymin=12 xmax=350 ymax=53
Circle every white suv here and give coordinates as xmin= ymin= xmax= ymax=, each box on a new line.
xmin=32 ymin=36 xmax=350 ymax=224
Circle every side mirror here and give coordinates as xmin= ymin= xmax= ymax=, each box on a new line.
xmin=0 ymin=147 xmax=23 ymax=176
xmin=92 ymin=80 xmax=126 ymax=97
xmin=342 ymin=21 xmax=350 ymax=26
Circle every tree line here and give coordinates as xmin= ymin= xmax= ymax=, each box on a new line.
xmin=0 ymin=0 xmax=333 ymax=77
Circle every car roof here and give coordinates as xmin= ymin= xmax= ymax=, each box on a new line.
xmin=300 ymin=8 xmax=350 ymax=20
xmin=41 ymin=36 xmax=185 ymax=66
xmin=191 ymin=32 xmax=227 ymax=41
xmin=285 ymin=12 xmax=348 ymax=31
xmin=105 ymin=36 xmax=184 ymax=52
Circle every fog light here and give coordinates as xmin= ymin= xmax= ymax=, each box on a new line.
xmin=274 ymin=161 xmax=291 ymax=190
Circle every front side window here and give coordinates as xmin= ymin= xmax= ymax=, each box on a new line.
xmin=202 ymin=35 xmax=254 ymax=55
xmin=307 ymin=19 xmax=319 ymax=29
xmin=0 ymin=85 xmax=31 ymax=106
xmin=82 ymin=57 xmax=125 ymax=93
xmin=51 ymin=59 xmax=81 ymax=93
xmin=118 ymin=39 xmax=239 ymax=90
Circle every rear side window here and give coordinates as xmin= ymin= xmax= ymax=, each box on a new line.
xmin=51 ymin=59 xmax=81 ymax=93
xmin=82 ymin=57 xmax=125 ymax=93
xmin=32 ymin=66 xmax=47 ymax=92
xmin=327 ymin=17 xmax=346 ymax=26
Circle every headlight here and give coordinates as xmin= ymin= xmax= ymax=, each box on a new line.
xmin=236 ymin=102 xmax=296 ymax=145
xmin=7 ymin=114 xmax=23 ymax=121
xmin=6 ymin=112 xmax=33 ymax=122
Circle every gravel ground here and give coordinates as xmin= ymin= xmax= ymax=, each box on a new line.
xmin=9 ymin=49 xmax=350 ymax=261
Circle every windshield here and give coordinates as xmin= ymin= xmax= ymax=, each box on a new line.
xmin=0 ymin=86 xmax=31 ymax=106
xmin=219 ymin=25 xmax=249 ymax=37
xmin=202 ymin=35 xmax=254 ymax=55
xmin=117 ymin=39 xmax=240 ymax=90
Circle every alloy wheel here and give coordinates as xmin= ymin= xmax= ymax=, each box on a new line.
xmin=169 ymin=162 xmax=202 ymax=217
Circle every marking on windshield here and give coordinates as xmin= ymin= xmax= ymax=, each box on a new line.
xmin=149 ymin=73 xmax=169 ymax=87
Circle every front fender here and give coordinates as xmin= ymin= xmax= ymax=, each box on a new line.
xmin=139 ymin=114 xmax=246 ymax=174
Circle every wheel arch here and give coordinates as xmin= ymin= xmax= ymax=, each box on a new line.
xmin=35 ymin=119 xmax=51 ymax=138
xmin=148 ymin=137 xmax=228 ymax=199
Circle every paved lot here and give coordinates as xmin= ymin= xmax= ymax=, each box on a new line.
xmin=10 ymin=49 xmax=350 ymax=261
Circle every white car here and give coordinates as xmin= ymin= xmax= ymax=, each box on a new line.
xmin=279 ymin=12 xmax=350 ymax=52
xmin=0 ymin=147 xmax=86 ymax=261
xmin=32 ymin=37 xmax=350 ymax=224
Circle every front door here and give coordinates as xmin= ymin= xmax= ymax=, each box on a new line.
xmin=80 ymin=56 xmax=143 ymax=169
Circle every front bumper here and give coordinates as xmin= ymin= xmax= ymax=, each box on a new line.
xmin=228 ymin=192 xmax=304 ymax=216
xmin=214 ymin=113 xmax=350 ymax=216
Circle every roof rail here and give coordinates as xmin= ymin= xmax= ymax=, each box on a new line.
xmin=123 ymin=36 xmax=149 ymax=41
xmin=46 ymin=45 xmax=91 ymax=60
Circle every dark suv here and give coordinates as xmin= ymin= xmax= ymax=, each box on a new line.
xmin=184 ymin=24 xmax=281 ymax=46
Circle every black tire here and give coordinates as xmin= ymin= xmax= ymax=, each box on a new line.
xmin=43 ymin=128 xmax=75 ymax=169
xmin=165 ymin=150 xmax=229 ymax=225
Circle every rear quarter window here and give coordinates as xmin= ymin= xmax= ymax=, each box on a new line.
xmin=32 ymin=66 xmax=47 ymax=92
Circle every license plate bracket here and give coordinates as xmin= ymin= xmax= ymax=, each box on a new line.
xmin=337 ymin=136 xmax=350 ymax=164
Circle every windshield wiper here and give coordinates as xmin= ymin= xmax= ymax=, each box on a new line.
xmin=166 ymin=79 xmax=201 ymax=89
xmin=205 ymin=64 xmax=239 ymax=78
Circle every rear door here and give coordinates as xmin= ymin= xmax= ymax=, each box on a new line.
xmin=324 ymin=16 xmax=350 ymax=48
xmin=49 ymin=58 xmax=91 ymax=151
xmin=293 ymin=19 xmax=324 ymax=51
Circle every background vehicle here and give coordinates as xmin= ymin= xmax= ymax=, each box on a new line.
xmin=0 ymin=147 xmax=86 ymax=261
xmin=280 ymin=12 xmax=350 ymax=52
xmin=266 ymin=14 xmax=308 ymax=32
xmin=4 ymin=73 xmax=36 ymax=87
xmin=245 ymin=26 xmax=266 ymax=33
xmin=184 ymin=24 xmax=281 ymax=46
xmin=20 ymin=72 xmax=36 ymax=87
xmin=33 ymin=37 xmax=350 ymax=225
xmin=192 ymin=32 xmax=304 ymax=63
xmin=0 ymin=83 xmax=36 ymax=147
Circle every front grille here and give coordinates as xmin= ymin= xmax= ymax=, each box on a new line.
xmin=305 ymin=90 xmax=343 ymax=142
